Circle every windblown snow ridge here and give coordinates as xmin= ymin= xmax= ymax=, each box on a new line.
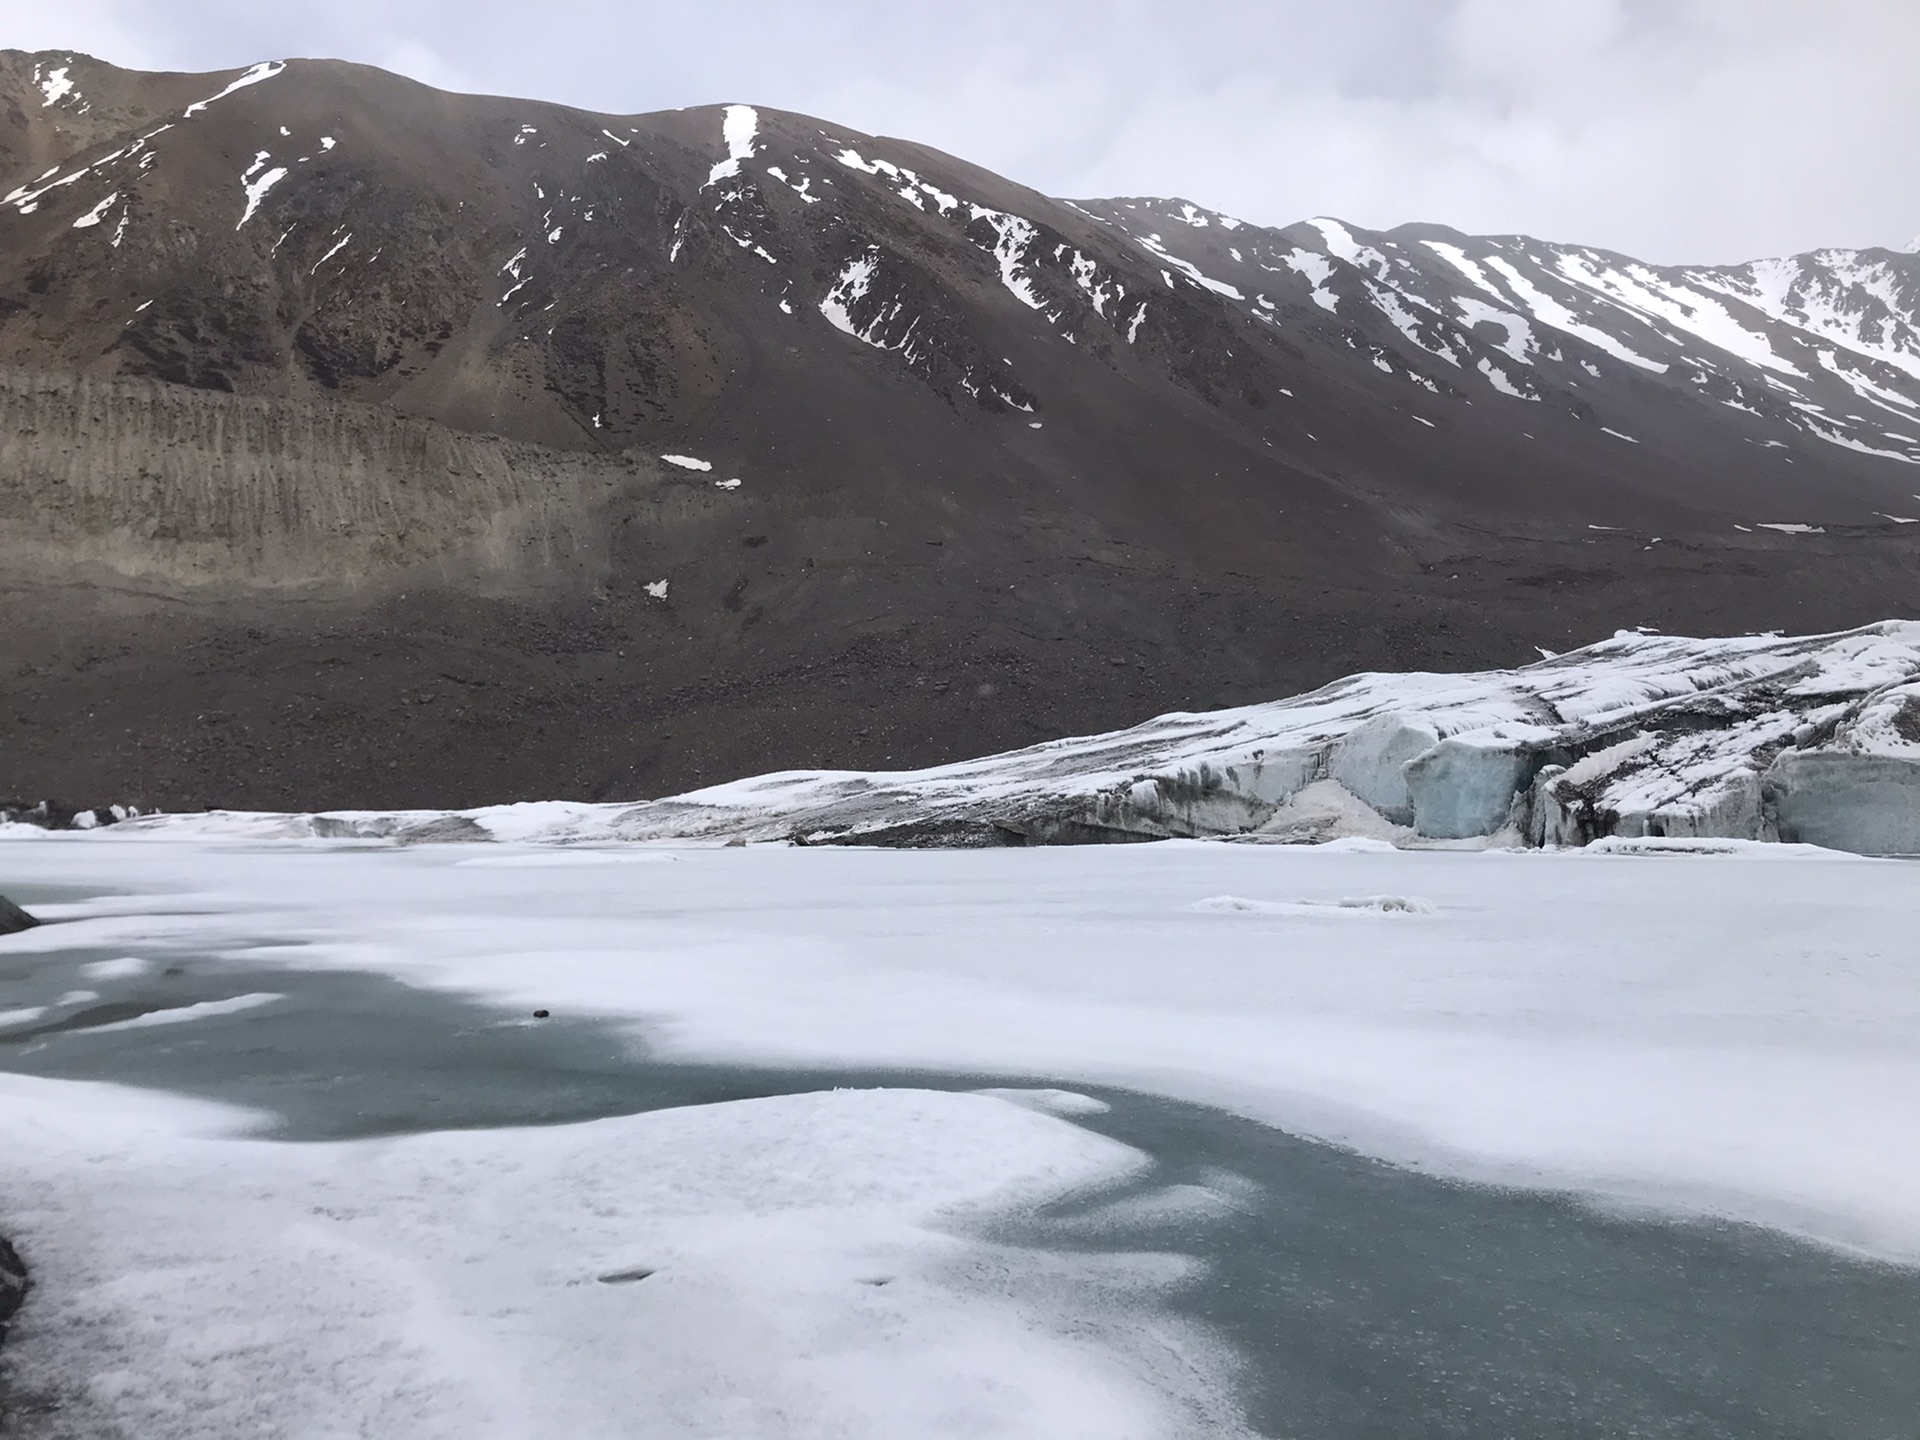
xmin=100 ymin=622 xmax=1920 ymax=855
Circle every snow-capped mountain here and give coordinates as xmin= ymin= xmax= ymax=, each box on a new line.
xmin=4 ymin=49 xmax=1920 ymax=814
xmin=1074 ymin=198 xmax=1920 ymax=482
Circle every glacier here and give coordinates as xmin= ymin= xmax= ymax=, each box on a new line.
xmin=78 ymin=621 xmax=1920 ymax=855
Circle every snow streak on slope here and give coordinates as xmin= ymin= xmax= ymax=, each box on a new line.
xmin=702 ymin=104 xmax=758 ymax=188
xmin=1075 ymin=199 xmax=1920 ymax=468
xmin=102 ymin=623 xmax=1920 ymax=855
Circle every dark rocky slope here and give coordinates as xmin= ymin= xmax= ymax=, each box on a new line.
xmin=2 ymin=51 xmax=1918 ymax=811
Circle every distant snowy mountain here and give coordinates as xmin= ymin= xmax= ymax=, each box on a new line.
xmin=85 ymin=621 xmax=1920 ymax=856
xmin=1073 ymin=198 xmax=1920 ymax=476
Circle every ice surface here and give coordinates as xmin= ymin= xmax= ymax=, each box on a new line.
xmin=75 ymin=992 xmax=281 ymax=1034
xmin=7 ymin=837 xmax=1920 ymax=1269
xmin=82 ymin=955 xmax=151 ymax=980
xmin=1 ymin=1073 xmax=1237 ymax=1439
xmin=1330 ymin=714 xmax=1440 ymax=823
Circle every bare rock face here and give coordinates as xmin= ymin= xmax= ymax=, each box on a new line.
xmin=0 ymin=368 xmax=658 ymax=590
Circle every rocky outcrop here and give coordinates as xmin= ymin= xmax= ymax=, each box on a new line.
xmin=0 ymin=368 xmax=661 ymax=591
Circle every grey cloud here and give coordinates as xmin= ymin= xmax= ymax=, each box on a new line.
xmin=10 ymin=0 xmax=1918 ymax=262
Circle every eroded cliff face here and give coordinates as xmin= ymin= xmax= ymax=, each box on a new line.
xmin=0 ymin=368 xmax=665 ymax=590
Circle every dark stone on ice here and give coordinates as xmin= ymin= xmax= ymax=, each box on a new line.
xmin=0 ymin=895 xmax=41 ymax=936
xmin=0 ymin=1235 xmax=28 ymax=1346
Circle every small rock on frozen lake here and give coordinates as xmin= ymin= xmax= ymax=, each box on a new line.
xmin=0 ymin=894 xmax=42 ymax=935
xmin=0 ymin=1234 xmax=27 ymax=1345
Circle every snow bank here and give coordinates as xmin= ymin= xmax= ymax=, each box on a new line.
xmin=0 ymin=1074 xmax=1241 ymax=1439
xmin=104 ymin=622 xmax=1920 ymax=853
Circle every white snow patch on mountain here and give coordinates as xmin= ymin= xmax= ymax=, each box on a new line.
xmin=1283 ymin=249 xmax=1338 ymax=311
xmin=1132 ymin=233 xmax=1242 ymax=300
xmin=1556 ymin=256 xmax=1802 ymax=378
xmin=37 ymin=63 xmax=75 ymax=107
xmin=1478 ymin=357 xmax=1535 ymax=399
xmin=1456 ymin=297 xmax=1535 ymax=364
xmin=1422 ymin=240 xmax=1504 ymax=299
xmin=820 ymin=250 xmax=882 ymax=336
xmin=312 ymin=231 xmax=352 ymax=273
xmin=236 ymin=159 xmax=289 ymax=229
xmin=660 ymin=454 xmax=713 ymax=471
xmin=702 ymin=104 xmax=759 ymax=188
xmin=1480 ymin=256 xmax=1668 ymax=372
xmin=1307 ymin=218 xmax=1389 ymax=280
xmin=183 ymin=60 xmax=286 ymax=118
xmin=70 ymin=191 xmax=117 ymax=229
xmin=1796 ymin=419 xmax=1920 ymax=464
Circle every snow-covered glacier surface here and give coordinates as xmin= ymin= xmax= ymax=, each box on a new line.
xmin=95 ymin=621 xmax=1920 ymax=853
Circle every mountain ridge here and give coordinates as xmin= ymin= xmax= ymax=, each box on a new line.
xmin=3 ymin=49 xmax=1918 ymax=813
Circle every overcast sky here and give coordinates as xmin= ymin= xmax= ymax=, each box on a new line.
xmin=11 ymin=0 xmax=1918 ymax=263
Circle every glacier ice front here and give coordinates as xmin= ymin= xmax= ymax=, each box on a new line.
xmin=105 ymin=622 xmax=1920 ymax=854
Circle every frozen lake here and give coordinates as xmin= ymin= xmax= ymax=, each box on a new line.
xmin=2 ymin=837 xmax=1917 ymax=1436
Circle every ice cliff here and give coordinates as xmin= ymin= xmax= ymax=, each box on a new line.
xmin=87 ymin=621 xmax=1920 ymax=855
